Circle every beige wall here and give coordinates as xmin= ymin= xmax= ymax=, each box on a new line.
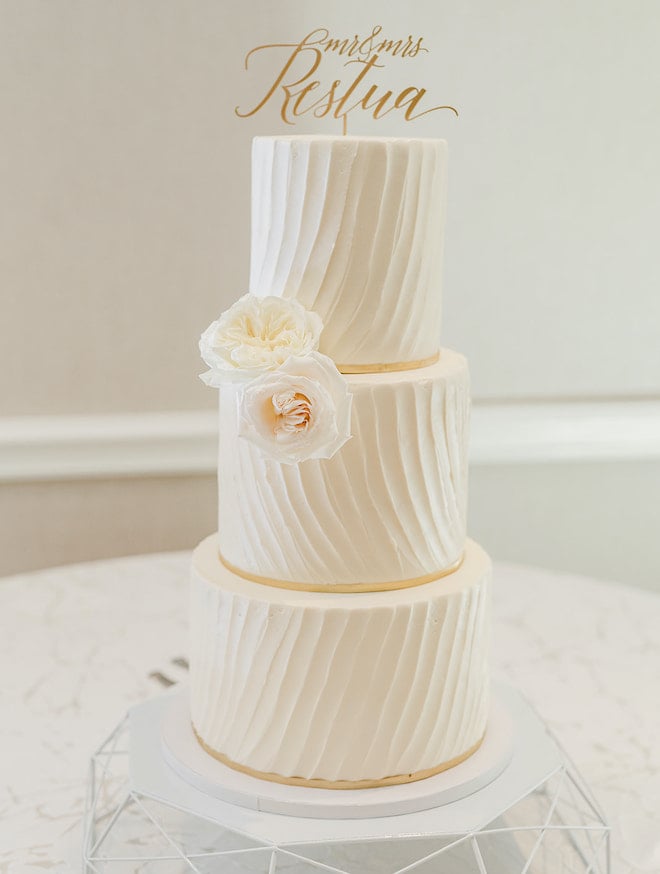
xmin=0 ymin=475 xmax=216 ymax=575
xmin=1 ymin=0 xmax=245 ymax=417
xmin=2 ymin=1 xmax=660 ymax=588
xmin=470 ymin=461 xmax=660 ymax=594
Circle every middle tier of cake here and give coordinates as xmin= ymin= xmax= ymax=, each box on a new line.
xmin=217 ymin=349 xmax=470 ymax=589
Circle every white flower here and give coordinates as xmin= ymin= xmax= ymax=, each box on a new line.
xmin=238 ymin=353 xmax=352 ymax=464
xmin=199 ymin=294 xmax=323 ymax=385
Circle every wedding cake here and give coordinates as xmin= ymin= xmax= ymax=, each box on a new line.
xmin=190 ymin=135 xmax=492 ymax=788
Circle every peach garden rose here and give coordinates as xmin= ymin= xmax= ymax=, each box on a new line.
xmin=238 ymin=353 xmax=352 ymax=464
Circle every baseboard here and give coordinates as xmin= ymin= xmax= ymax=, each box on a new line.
xmin=2 ymin=400 xmax=660 ymax=483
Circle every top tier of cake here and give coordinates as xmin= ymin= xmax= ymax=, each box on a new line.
xmin=249 ymin=136 xmax=447 ymax=369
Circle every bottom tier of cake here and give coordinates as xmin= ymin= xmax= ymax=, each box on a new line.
xmin=189 ymin=534 xmax=491 ymax=787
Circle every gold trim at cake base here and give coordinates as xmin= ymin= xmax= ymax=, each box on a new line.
xmin=337 ymin=351 xmax=440 ymax=374
xmin=192 ymin=725 xmax=484 ymax=790
xmin=218 ymin=551 xmax=464 ymax=593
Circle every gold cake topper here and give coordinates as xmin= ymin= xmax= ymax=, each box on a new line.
xmin=236 ymin=26 xmax=458 ymax=135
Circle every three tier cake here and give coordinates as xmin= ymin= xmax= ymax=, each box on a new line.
xmin=190 ymin=135 xmax=492 ymax=788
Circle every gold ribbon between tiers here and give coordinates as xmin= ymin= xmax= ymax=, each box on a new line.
xmin=337 ymin=351 xmax=440 ymax=374
xmin=218 ymin=551 xmax=464 ymax=593
xmin=192 ymin=725 xmax=484 ymax=790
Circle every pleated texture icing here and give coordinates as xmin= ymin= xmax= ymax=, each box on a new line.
xmin=217 ymin=350 xmax=470 ymax=587
xmin=190 ymin=534 xmax=490 ymax=783
xmin=250 ymin=136 xmax=447 ymax=367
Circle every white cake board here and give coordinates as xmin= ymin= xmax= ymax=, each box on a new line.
xmin=160 ymin=686 xmax=514 ymax=819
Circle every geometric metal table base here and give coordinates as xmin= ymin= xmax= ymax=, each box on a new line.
xmin=83 ymin=682 xmax=610 ymax=873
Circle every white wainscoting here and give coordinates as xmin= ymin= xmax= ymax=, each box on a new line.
xmin=2 ymin=400 xmax=660 ymax=482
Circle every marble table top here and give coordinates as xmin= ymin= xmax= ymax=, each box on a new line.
xmin=1 ymin=551 xmax=659 ymax=873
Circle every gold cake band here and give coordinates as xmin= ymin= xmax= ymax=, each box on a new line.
xmin=193 ymin=725 xmax=484 ymax=790
xmin=218 ymin=551 xmax=464 ymax=594
xmin=337 ymin=351 xmax=440 ymax=374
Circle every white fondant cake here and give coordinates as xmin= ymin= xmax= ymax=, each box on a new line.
xmin=191 ymin=134 xmax=491 ymax=787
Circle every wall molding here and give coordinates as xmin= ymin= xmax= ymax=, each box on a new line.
xmin=2 ymin=400 xmax=660 ymax=483
xmin=470 ymin=399 xmax=660 ymax=465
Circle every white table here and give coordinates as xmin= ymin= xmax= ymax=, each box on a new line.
xmin=1 ymin=551 xmax=659 ymax=873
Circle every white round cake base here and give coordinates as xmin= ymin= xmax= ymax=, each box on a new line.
xmin=160 ymin=686 xmax=514 ymax=819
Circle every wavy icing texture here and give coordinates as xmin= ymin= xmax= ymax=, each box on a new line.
xmin=190 ymin=534 xmax=491 ymax=783
xmin=250 ymin=136 xmax=447 ymax=366
xmin=217 ymin=350 xmax=470 ymax=587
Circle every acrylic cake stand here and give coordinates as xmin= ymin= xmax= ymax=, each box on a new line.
xmin=82 ymin=682 xmax=610 ymax=873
